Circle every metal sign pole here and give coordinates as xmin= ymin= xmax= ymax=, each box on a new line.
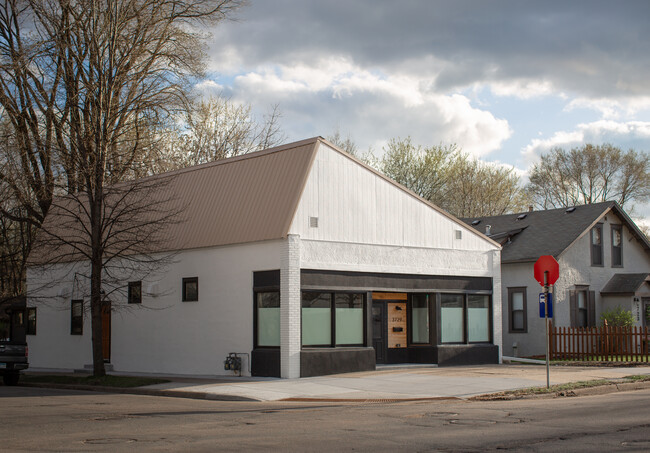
xmin=544 ymin=271 xmax=550 ymax=389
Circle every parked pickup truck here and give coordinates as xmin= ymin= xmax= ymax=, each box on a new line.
xmin=1 ymin=298 xmax=29 ymax=386
xmin=0 ymin=342 xmax=28 ymax=385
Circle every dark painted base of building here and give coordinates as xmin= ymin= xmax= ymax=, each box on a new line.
xmin=300 ymin=348 xmax=375 ymax=377
xmin=437 ymin=344 xmax=499 ymax=366
xmin=252 ymin=345 xmax=499 ymax=377
xmin=251 ymin=348 xmax=281 ymax=377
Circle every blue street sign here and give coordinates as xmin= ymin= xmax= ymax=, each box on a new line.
xmin=539 ymin=293 xmax=553 ymax=318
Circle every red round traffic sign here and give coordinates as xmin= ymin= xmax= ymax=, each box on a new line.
xmin=534 ymin=255 xmax=559 ymax=286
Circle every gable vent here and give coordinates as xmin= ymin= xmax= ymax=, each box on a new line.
xmin=309 ymin=216 xmax=319 ymax=228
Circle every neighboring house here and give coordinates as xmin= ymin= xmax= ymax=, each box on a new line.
xmin=26 ymin=137 xmax=502 ymax=378
xmin=463 ymin=202 xmax=650 ymax=358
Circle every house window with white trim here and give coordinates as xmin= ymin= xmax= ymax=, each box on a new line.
xmin=508 ymin=288 xmax=527 ymax=333
xmin=611 ymin=225 xmax=623 ymax=267
xmin=590 ymin=224 xmax=603 ymax=266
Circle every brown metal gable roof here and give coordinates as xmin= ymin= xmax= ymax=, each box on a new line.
xmin=148 ymin=138 xmax=320 ymax=251
xmin=30 ymin=138 xmax=320 ymax=264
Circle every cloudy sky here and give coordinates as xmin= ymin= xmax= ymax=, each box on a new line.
xmin=202 ymin=0 xmax=650 ymax=220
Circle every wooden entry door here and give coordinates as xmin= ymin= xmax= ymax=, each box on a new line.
xmin=101 ymin=304 xmax=111 ymax=362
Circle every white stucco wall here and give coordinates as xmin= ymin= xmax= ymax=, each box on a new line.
xmin=501 ymin=211 xmax=650 ymax=357
xmin=27 ymin=239 xmax=285 ymax=376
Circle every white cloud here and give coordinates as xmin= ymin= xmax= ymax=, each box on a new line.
xmin=194 ymin=80 xmax=224 ymax=96
xmin=565 ymin=96 xmax=650 ymax=119
xmin=522 ymin=120 xmax=650 ymax=164
xmin=489 ymin=79 xmax=562 ymax=100
xmin=221 ymin=59 xmax=511 ymax=158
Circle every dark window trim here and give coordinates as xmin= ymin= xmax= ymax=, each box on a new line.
xmin=408 ymin=293 xmax=432 ymax=346
xmin=611 ymin=224 xmax=623 ymax=268
xmin=182 ymin=277 xmax=199 ymax=302
xmin=438 ymin=293 xmax=493 ymax=345
xmin=26 ymin=307 xmax=37 ymax=335
xmin=128 ymin=281 xmax=142 ymax=304
xmin=508 ymin=287 xmax=527 ymax=333
xmin=71 ymin=300 xmax=83 ymax=335
xmin=253 ymin=290 xmax=281 ymax=349
xmin=590 ymin=224 xmax=604 ymax=267
xmin=301 ymin=290 xmax=367 ymax=348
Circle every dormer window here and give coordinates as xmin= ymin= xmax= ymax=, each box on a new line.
xmin=590 ymin=224 xmax=603 ymax=266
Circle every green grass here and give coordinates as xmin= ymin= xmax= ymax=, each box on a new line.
xmin=522 ymin=379 xmax=612 ymax=395
xmin=623 ymin=375 xmax=650 ymax=382
xmin=475 ymin=374 xmax=650 ymax=400
xmin=22 ymin=374 xmax=169 ymax=388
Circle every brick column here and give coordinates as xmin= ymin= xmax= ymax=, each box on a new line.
xmin=280 ymin=234 xmax=301 ymax=378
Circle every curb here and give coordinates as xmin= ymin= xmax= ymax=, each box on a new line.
xmin=19 ymin=379 xmax=650 ymax=403
xmin=471 ymin=379 xmax=650 ymax=401
xmin=19 ymin=382 xmax=259 ymax=402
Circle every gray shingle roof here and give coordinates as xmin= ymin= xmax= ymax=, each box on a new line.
xmin=601 ymin=273 xmax=650 ymax=295
xmin=461 ymin=201 xmax=650 ymax=263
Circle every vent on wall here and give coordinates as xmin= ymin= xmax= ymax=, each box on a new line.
xmin=455 ymin=230 xmax=462 ymax=240
xmin=309 ymin=216 xmax=319 ymax=228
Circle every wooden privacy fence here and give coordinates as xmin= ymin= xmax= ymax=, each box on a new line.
xmin=550 ymin=326 xmax=650 ymax=362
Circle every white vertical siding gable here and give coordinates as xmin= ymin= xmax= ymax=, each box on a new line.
xmin=289 ymin=143 xmax=495 ymax=251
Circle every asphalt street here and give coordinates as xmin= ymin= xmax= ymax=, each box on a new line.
xmin=2 ymin=386 xmax=650 ymax=452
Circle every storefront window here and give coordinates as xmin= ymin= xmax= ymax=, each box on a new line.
xmin=335 ymin=294 xmax=363 ymax=345
xmin=441 ymin=294 xmax=464 ymax=343
xmin=302 ymin=293 xmax=332 ymax=346
xmin=256 ymin=292 xmax=280 ymax=347
xmin=468 ymin=295 xmax=490 ymax=342
xmin=411 ymin=294 xmax=429 ymax=344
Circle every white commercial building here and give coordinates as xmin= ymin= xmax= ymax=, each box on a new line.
xmin=27 ymin=137 xmax=502 ymax=378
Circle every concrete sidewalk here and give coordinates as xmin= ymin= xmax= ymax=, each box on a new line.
xmin=136 ymin=364 xmax=650 ymax=402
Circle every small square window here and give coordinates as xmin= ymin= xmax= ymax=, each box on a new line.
xmin=26 ymin=308 xmax=37 ymax=335
xmin=128 ymin=281 xmax=142 ymax=304
xmin=182 ymin=277 xmax=198 ymax=302
xmin=71 ymin=300 xmax=83 ymax=335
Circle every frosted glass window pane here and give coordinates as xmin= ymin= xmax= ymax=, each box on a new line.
xmin=411 ymin=294 xmax=429 ymax=344
xmin=335 ymin=294 xmax=363 ymax=345
xmin=512 ymin=293 xmax=523 ymax=311
xmin=257 ymin=292 xmax=280 ymax=346
xmin=468 ymin=295 xmax=490 ymax=342
xmin=441 ymin=294 xmax=464 ymax=343
xmin=302 ymin=293 xmax=331 ymax=346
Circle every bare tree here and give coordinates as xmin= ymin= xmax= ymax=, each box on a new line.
xmin=327 ymin=129 xmax=359 ymax=156
xmin=527 ymin=144 xmax=650 ymax=212
xmin=165 ymin=95 xmax=285 ymax=169
xmin=378 ymin=137 xmax=529 ymax=218
xmin=442 ymin=153 xmax=529 ymax=218
xmin=379 ymin=137 xmax=454 ymax=203
xmin=3 ymin=0 xmax=243 ymax=376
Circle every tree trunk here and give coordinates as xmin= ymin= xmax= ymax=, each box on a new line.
xmin=90 ymin=196 xmax=105 ymax=377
